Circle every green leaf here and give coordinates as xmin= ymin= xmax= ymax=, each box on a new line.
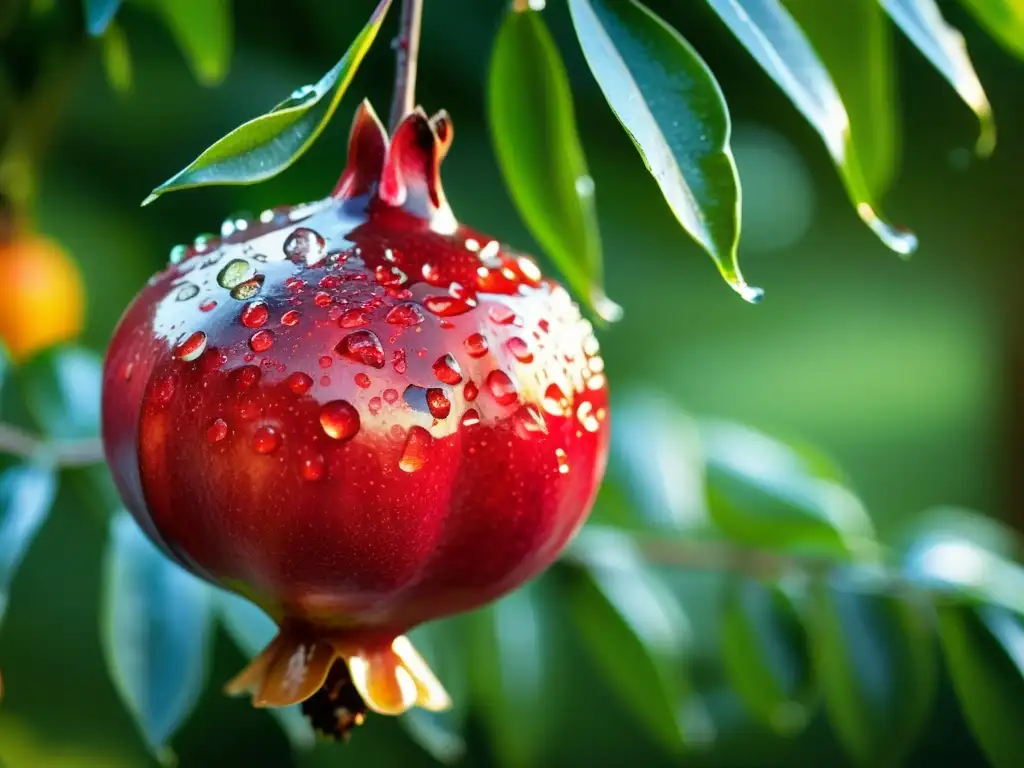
xmin=938 ymin=604 xmax=1024 ymax=768
xmin=0 ymin=463 xmax=57 ymax=625
xmin=142 ymin=0 xmax=392 ymax=204
xmin=699 ymin=419 xmax=877 ymax=559
xmin=881 ymin=0 xmax=994 ymax=155
xmin=488 ymin=7 xmax=619 ymax=322
xmin=145 ymin=0 xmax=232 ymax=87
xmin=959 ymin=0 xmax=1024 ymax=60
xmin=83 ymin=0 xmax=122 ymax=36
xmin=719 ymin=578 xmax=813 ymax=736
xmin=467 ymin=582 xmax=549 ymax=768
xmin=403 ymin=618 xmax=469 ymax=764
xmin=17 ymin=344 xmax=102 ymax=440
xmin=100 ymin=21 xmax=133 ymax=94
xmin=102 ymin=511 xmax=214 ymax=761
xmin=217 ymin=590 xmax=316 ymax=751
xmin=567 ymin=0 xmax=761 ymax=303
xmin=708 ymin=0 xmax=915 ymax=256
xmin=565 ymin=527 xmax=711 ymax=753
xmin=809 ymin=579 xmax=937 ymax=765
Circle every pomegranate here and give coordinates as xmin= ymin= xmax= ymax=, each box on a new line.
xmin=101 ymin=102 xmax=609 ymax=735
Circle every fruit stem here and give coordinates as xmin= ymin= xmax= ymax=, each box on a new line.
xmin=0 ymin=422 xmax=104 ymax=467
xmin=388 ymin=0 xmax=424 ymax=133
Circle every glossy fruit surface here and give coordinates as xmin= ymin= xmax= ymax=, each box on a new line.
xmin=101 ymin=102 xmax=609 ymax=719
xmin=0 ymin=232 xmax=84 ymax=361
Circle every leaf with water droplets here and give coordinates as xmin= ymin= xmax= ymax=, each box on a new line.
xmin=83 ymin=0 xmax=122 ymax=36
xmin=564 ymin=527 xmax=710 ymax=753
xmin=488 ymin=7 xmax=619 ymax=321
xmin=144 ymin=0 xmax=232 ymax=87
xmin=567 ymin=0 xmax=760 ymax=303
xmin=0 ymin=463 xmax=57 ymax=626
xmin=808 ymin=577 xmax=937 ymax=765
xmin=959 ymin=0 xmax=1024 ymax=60
xmin=880 ymin=0 xmax=994 ymax=155
xmin=142 ymin=0 xmax=392 ymax=204
xmin=707 ymin=0 xmax=914 ymax=255
xmin=217 ymin=591 xmax=316 ymax=751
xmin=938 ymin=604 xmax=1024 ymax=768
xmin=17 ymin=344 xmax=102 ymax=440
xmin=101 ymin=511 xmax=214 ymax=761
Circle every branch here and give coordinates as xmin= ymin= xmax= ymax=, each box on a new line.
xmin=388 ymin=0 xmax=424 ymax=133
xmin=0 ymin=422 xmax=105 ymax=467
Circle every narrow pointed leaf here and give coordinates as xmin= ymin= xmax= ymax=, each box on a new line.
xmin=881 ymin=0 xmax=994 ymax=155
xmin=100 ymin=21 xmax=133 ymax=94
xmin=102 ymin=512 xmax=214 ymax=759
xmin=142 ymin=0 xmax=392 ymax=204
xmin=708 ymin=0 xmax=915 ymax=256
xmin=0 ymin=463 xmax=57 ymax=625
xmin=809 ymin=579 xmax=937 ymax=765
xmin=938 ymin=604 xmax=1024 ymax=768
xmin=467 ymin=582 xmax=549 ymax=768
xmin=959 ymin=0 xmax=1024 ymax=60
xmin=217 ymin=591 xmax=316 ymax=751
xmin=403 ymin=618 xmax=469 ymax=764
xmin=489 ymin=8 xmax=618 ymax=321
xmin=83 ymin=0 xmax=122 ymax=36
xmin=17 ymin=345 xmax=102 ymax=440
xmin=565 ymin=527 xmax=710 ymax=753
xmin=700 ymin=420 xmax=877 ymax=559
xmin=719 ymin=578 xmax=813 ymax=736
xmin=567 ymin=0 xmax=761 ymax=302
xmin=147 ymin=0 xmax=232 ymax=87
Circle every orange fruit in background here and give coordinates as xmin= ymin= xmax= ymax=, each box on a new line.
xmin=0 ymin=233 xmax=84 ymax=361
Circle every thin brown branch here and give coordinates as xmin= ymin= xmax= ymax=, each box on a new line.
xmin=388 ymin=0 xmax=424 ymax=133
xmin=0 ymin=422 xmax=105 ymax=467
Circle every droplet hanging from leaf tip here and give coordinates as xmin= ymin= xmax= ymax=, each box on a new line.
xmin=593 ymin=292 xmax=623 ymax=323
xmin=732 ymin=280 xmax=765 ymax=305
xmin=856 ymin=203 xmax=918 ymax=257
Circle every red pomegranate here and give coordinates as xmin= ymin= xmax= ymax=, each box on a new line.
xmin=101 ymin=101 xmax=609 ymax=733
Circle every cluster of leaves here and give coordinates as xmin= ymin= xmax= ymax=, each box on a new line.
xmin=2 ymin=345 xmax=1024 ymax=767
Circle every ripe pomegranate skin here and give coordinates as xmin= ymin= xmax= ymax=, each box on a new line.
xmin=101 ymin=103 xmax=609 ymax=719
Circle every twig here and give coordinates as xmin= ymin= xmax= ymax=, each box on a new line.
xmin=388 ymin=0 xmax=424 ymax=133
xmin=0 ymin=422 xmax=105 ymax=467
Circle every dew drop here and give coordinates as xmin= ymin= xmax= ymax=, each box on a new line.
xmin=199 ymin=298 xmax=218 ymax=312
xmin=320 ymin=400 xmax=360 ymax=441
xmin=176 ymin=283 xmax=199 ymax=301
xmin=464 ymin=380 xmax=478 ymax=401
xmin=461 ymin=409 xmax=480 ymax=427
xmin=464 ymin=333 xmax=489 ymax=358
xmin=281 ymin=309 xmax=301 ymax=326
xmin=487 ymin=304 xmax=517 ymax=325
xmin=175 ymin=331 xmax=207 ymax=361
xmin=207 ymin=418 xmax=228 ymax=443
xmin=241 ymin=301 xmax=269 ymax=328
xmin=369 ymin=396 xmax=382 ymax=415
xmin=393 ymin=348 xmax=407 ymax=374
xmin=217 ymin=259 xmax=255 ymax=290
xmin=421 ymin=263 xmax=444 ymax=285
xmin=336 ymin=330 xmax=385 ymax=369
xmin=432 ymin=354 xmax=463 ymax=384
xmin=507 ymin=337 xmax=534 ymax=363
xmin=320 ymin=375 xmax=331 ymax=387
xmin=252 ymin=425 xmax=280 ymax=454
xmin=426 ymin=388 xmax=451 ymax=419
xmin=319 ymin=355 xmax=333 ymax=369
xmin=856 ymin=203 xmax=919 ymax=258
xmin=486 ymin=370 xmax=518 ymax=406
xmin=576 ymin=400 xmax=601 ymax=433
xmin=339 ymin=309 xmax=368 ymax=328
xmin=555 ymin=448 xmax=570 ymax=475
xmin=169 ymin=244 xmax=188 ymax=264
xmin=542 ymin=382 xmax=569 ymax=416
xmin=424 ymin=296 xmax=474 ymax=317
xmin=230 ymin=275 xmax=265 ymax=301
xmin=249 ymin=330 xmax=274 ymax=353
xmin=384 ymin=388 xmax=400 ymax=404
xmin=284 ymin=227 xmax=327 ymax=266
xmin=314 ymin=292 xmax=333 ymax=308
xmin=399 ymin=426 xmax=432 ymax=473
xmin=385 ymin=304 xmax=425 ymax=326
xmin=287 ymin=371 xmax=313 ymax=395
xmin=354 ymin=372 xmax=371 ymax=389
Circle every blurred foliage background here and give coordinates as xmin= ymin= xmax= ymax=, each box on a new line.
xmin=1 ymin=0 xmax=1022 ymax=766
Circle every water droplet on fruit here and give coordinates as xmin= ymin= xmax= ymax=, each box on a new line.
xmin=287 ymin=371 xmax=313 ymax=395
xmin=461 ymin=409 xmax=480 ymax=427
xmin=339 ymin=309 xmax=368 ymax=328
xmin=207 ymin=418 xmax=228 ymax=443
xmin=399 ymin=427 xmax=432 ymax=473
xmin=576 ymin=400 xmax=600 ymax=432
xmin=369 ymin=396 xmax=382 ymax=415
xmin=320 ymin=400 xmax=360 ymax=441
xmin=336 ymin=330 xmax=385 ymax=369
xmin=297 ymin=448 xmax=325 ymax=481
xmin=375 ymin=265 xmax=407 ymax=287
xmin=518 ymin=257 xmax=542 ymax=283
xmin=514 ymin=404 xmax=548 ymax=438
xmin=464 ymin=381 xmax=478 ymax=401
xmin=319 ymin=356 xmax=332 ymax=369
xmin=175 ymin=331 xmax=207 ymax=361
xmin=486 ymin=370 xmax=518 ymax=406
xmin=314 ymin=292 xmax=332 ymax=307
xmin=487 ymin=304 xmax=517 ymax=325
xmin=152 ymin=376 xmax=175 ymax=404
xmin=507 ymin=337 xmax=533 ymax=363
xmin=249 ymin=330 xmax=274 ymax=353
xmin=241 ymin=301 xmax=269 ymax=328
xmin=464 ymin=333 xmax=488 ymax=358
xmin=421 ymin=263 xmax=444 ymax=285
xmin=169 ymin=244 xmax=188 ymax=264
xmin=555 ymin=448 xmax=570 ymax=474
xmin=385 ymin=304 xmax=425 ymax=326
xmin=284 ymin=227 xmax=327 ymax=266
xmin=192 ymin=233 xmax=216 ymax=253
xmin=281 ymin=309 xmax=300 ymax=326
xmin=542 ymin=383 xmax=569 ymax=416
xmin=384 ymin=388 xmax=400 ymax=404
xmin=230 ymin=276 xmax=265 ymax=301
xmin=392 ymin=349 xmax=407 ymax=374
xmin=218 ymin=259 xmax=255 ymax=290
xmin=426 ymin=388 xmax=451 ymax=419
xmin=252 ymin=425 xmax=280 ymax=454
xmin=354 ymin=372 xmax=371 ymax=388
xmin=425 ymin=296 xmax=474 ymax=317
xmin=432 ymin=354 xmax=462 ymax=384
xmin=199 ymin=298 xmax=217 ymax=312
xmin=176 ymin=283 xmax=199 ymax=301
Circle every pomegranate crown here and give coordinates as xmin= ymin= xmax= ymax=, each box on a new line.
xmin=333 ymin=101 xmax=457 ymax=234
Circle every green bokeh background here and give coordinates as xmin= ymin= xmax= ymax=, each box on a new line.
xmin=1 ymin=0 xmax=1021 ymax=765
